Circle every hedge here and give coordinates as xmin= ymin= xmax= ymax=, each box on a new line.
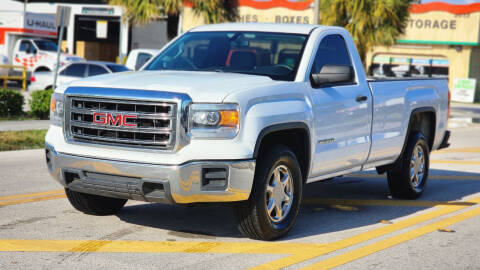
xmin=30 ymin=89 xmax=53 ymax=120
xmin=0 ymin=89 xmax=24 ymax=117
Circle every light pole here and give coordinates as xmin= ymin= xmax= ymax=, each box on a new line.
xmin=53 ymin=8 xmax=65 ymax=90
xmin=314 ymin=0 xmax=320 ymax=24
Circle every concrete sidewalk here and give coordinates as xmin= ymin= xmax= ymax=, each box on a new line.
xmin=449 ymin=102 xmax=480 ymax=128
xmin=0 ymin=120 xmax=49 ymax=131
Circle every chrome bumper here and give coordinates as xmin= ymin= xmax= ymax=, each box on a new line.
xmin=45 ymin=143 xmax=255 ymax=204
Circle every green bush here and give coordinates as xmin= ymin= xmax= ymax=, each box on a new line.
xmin=30 ymin=89 xmax=53 ymax=119
xmin=0 ymin=89 xmax=24 ymax=117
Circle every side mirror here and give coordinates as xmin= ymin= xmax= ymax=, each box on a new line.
xmin=311 ymin=65 xmax=354 ymax=87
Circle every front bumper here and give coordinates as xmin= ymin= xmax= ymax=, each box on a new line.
xmin=45 ymin=143 xmax=255 ymax=204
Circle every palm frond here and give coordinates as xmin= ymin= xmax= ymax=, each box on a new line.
xmin=320 ymin=0 xmax=414 ymax=63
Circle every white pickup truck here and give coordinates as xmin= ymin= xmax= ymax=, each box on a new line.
xmin=45 ymin=23 xmax=450 ymax=240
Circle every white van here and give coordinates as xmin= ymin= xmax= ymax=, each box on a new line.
xmin=12 ymin=38 xmax=83 ymax=73
xmin=125 ymin=49 xmax=160 ymax=71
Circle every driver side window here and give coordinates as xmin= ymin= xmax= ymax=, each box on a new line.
xmin=20 ymin=41 xmax=34 ymax=53
xmin=312 ymin=35 xmax=352 ymax=74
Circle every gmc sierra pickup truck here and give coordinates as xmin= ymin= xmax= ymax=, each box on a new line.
xmin=45 ymin=23 xmax=450 ymax=240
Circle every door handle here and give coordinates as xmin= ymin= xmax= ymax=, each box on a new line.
xmin=355 ymin=95 xmax=368 ymax=102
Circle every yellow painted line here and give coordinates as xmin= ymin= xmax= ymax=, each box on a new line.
xmin=0 ymin=190 xmax=64 ymax=201
xmin=0 ymin=194 xmax=66 ymax=207
xmin=0 ymin=239 xmax=327 ymax=256
xmin=302 ymin=198 xmax=477 ymax=208
xmin=302 ymin=206 xmax=480 ymax=270
xmin=250 ymin=195 xmax=480 ymax=269
xmin=434 ymin=147 xmax=480 ymax=153
xmin=431 ymin=160 xmax=480 ymax=165
xmin=347 ymin=174 xmax=480 ymax=181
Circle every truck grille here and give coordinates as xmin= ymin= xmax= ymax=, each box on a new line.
xmin=66 ymin=97 xmax=177 ymax=150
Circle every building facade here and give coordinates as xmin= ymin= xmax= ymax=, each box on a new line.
xmin=181 ymin=0 xmax=315 ymax=33
xmin=366 ymin=0 xmax=480 ymax=101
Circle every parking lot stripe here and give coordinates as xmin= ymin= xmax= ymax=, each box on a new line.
xmin=0 ymin=190 xmax=64 ymax=201
xmin=0 ymin=194 xmax=66 ymax=207
xmin=0 ymin=239 xmax=326 ymax=256
xmin=301 ymin=205 xmax=480 ymax=270
xmin=434 ymin=147 xmax=480 ymax=153
xmin=250 ymin=195 xmax=480 ymax=269
xmin=302 ymin=198 xmax=477 ymax=207
xmin=430 ymin=160 xmax=480 ymax=165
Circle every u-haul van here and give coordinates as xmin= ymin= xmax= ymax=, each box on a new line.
xmin=0 ymin=11 xmax=83 ymax=76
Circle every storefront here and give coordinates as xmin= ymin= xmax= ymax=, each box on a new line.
xmin=180 ymin=0 xmax=315 ymax=33
xmin=366 ymin=1 xmax=480 ymax=101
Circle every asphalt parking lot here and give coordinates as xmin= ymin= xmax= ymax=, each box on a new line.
xmin=1 ymin=122 xmax=480 ymax=269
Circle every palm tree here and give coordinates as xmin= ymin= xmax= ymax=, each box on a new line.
xmin=319 ymin=0 xmax=413 ymax=64
xmin=191 ymin=0 xmax=238 ymax=24
xmin=110 ymin=0 xmax=237 ymax=26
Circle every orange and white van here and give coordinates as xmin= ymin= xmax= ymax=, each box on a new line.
xmin=0 ymin=10 xmax=83 ymax=76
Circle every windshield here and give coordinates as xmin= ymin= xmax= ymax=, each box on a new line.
xmin=34 ymin=40 xmax=58 ymax=52
xmin=107 ymin=64 xmax=129 ymax=73
xmin=145 ymin=31 xmax=307 ymax=81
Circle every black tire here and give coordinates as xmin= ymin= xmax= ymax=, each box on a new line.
xmin=234 ymin=145 xmax=303 ymax=240
xmin=65 ymin=188 xmax=127 ymax=216
xmin=387 ymin=132 xmax=430 ymax=199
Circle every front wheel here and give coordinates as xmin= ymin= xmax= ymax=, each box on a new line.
xmin=387 ymin=132 xmax=430 ymax=199
xmin=234 ymin=145 xmax=303 ymax=240
xmin=65 ymin=188 xmax=127 ymax=216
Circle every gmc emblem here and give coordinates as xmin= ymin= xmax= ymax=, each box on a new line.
xmin=93 ymin=112 xmax=137 ymax=127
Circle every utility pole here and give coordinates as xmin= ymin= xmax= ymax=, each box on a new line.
xmin=23 ymin=0 xmax=27 ymax=14
xmin=53 ymin=8 xmax=65 ymax=90
xmin=314 ymin=0 xmax=320 ymax=24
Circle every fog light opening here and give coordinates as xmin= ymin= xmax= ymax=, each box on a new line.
xmin=201 ymin=167 xmax=228 ymax=191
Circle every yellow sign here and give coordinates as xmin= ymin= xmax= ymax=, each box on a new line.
xmin=398 ymin=11 xmax=480 ymax=45
xmin=181 ymin=6 xmax=314 ymax=33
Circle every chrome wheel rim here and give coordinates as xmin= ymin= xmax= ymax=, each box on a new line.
xmin=410 ymin=144 xmax=425 ymax=190
xmin=265 ymin=165 xmax=294 ymax=223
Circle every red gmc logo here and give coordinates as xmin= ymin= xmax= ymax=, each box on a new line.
xmin=93 ymin=112 xmax=137 ymax=127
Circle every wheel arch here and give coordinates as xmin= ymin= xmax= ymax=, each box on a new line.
xmin=34 ymin=66 xmax=51 ymax=72
xmin=253 ymin=122 xmax=311 ymax=183
xmin=377 ymin=106 xmax=436 ymax=174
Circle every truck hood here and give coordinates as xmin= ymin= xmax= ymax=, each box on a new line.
xmin=61 ymin=70 xmax=279 ymax=102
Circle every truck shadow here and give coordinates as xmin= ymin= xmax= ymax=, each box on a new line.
xmin=116 ymin=168 xmax=480 ymax=240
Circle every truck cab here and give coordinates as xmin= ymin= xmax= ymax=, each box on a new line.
xmin=12 ymin=38 xmax=83 ymax=73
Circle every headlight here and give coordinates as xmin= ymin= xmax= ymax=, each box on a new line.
xmin=188 ymin=103 xmax=239 ymax=139
xmin=50 ymin=93 xmax=64 ymax=127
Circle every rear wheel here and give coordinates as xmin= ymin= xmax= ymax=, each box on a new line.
xmin=234 ymin=145 xmax=303 ymax=240
xmin=65 ymin=188 xmax=127 ymax=216
xmin=387 ymin=132 xmax=430 ymax=199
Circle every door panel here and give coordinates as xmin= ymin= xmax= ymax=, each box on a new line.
xmin=308 ymin=34 xmax=372 ymax=177
xmin=15 ymin=41 xmax=34 ymax=69
xmin=310 ymin=84 xmax=371 ymax=176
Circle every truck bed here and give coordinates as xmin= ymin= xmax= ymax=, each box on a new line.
xmin=364 ymin=77 xmax=449 ymax=167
